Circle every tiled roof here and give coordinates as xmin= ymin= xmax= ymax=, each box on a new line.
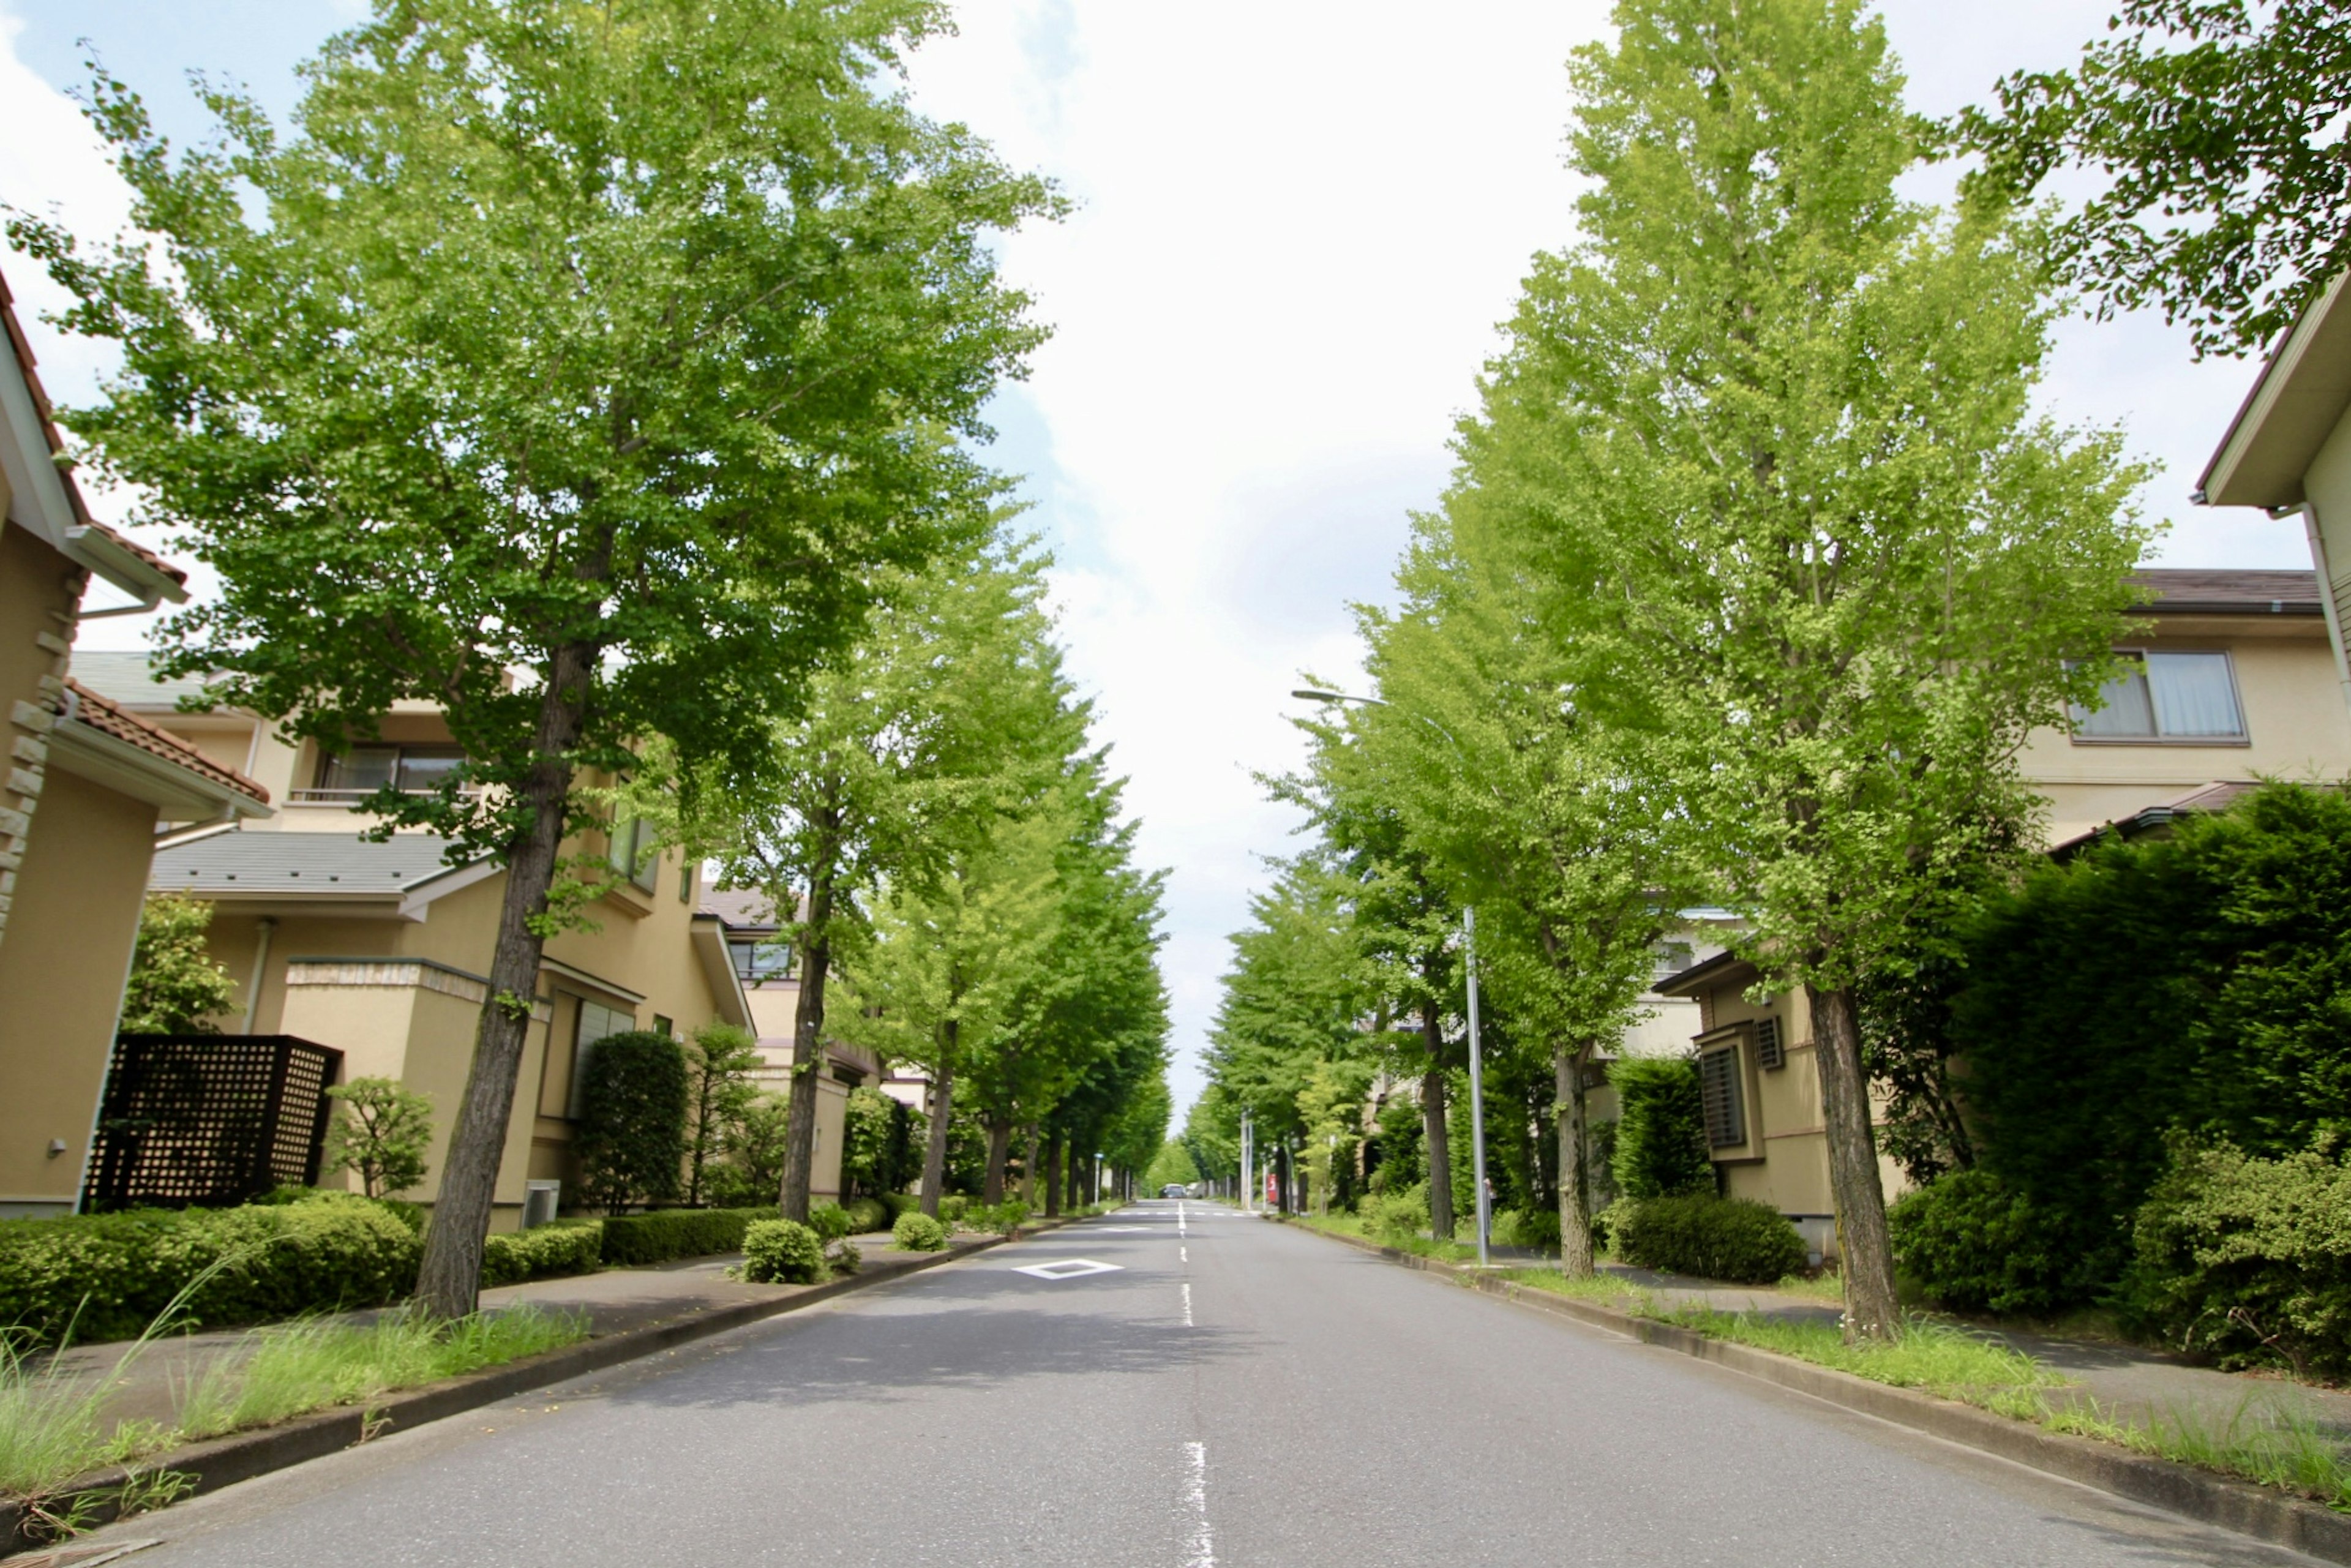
xmin=152 ymin=828 xmax=473 ymax=896
xmin=62 ymin=679 xmax=268 ymax=805
xmin=2131 ymin=568 xmax=2320 ymax=614
xmin=66 ymin=651 xmax=233 ymax=712
xmin=702 ymin=886 xmax=808 ymax=931
xmin=0 ymin=268 xmax=187 ymax=588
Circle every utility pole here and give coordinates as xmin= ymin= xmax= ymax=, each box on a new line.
xmin=1240 ymin=1110 xmax=1254 ymax=1214
xmin=1464 ymin=907 xmax=1490 ymax=1267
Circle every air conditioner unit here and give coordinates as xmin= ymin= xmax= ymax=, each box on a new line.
xmin=523 ymin=1180 xmax=561 ymax=1229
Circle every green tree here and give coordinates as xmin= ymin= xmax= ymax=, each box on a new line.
xmin=574 ymin=1030 xmax=689 ymax=1214
xmin=705 ymin=1092 xmax=790 ymax=1209
xmin=681 ymin=1024 xmax=762 ymax=1209
xmin=842 ymin=1085 xmax=922 ymax=1197
xmin=15 ymin=0 xmax=1057 ymax=1318
xmin=323 ymin=1076 xmax=434 ymax=1198
xmin=1453 ymin=0 xmax=2148 ymax=1336
xmin=1607 ymin=1058 xmax=1711 ymax=1202
xmin=119 ymin=894 xmax=237 ymax=1034
xmin=1143 ymin=1139 xmax=1201 ymax=1193
xmin=1955 ymin=0 xmax=2351 ymax=357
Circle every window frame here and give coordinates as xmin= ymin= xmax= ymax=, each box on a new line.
xmin=2068 ymin=647 xmax=2252 ymax=748
xmin=1698 ymin=1043 xmax=1747 ymax=1149
xmin=304 ymin=742 xmax=473 ymax=800
xmin=730 ymin=938 xmax=794 ymax=983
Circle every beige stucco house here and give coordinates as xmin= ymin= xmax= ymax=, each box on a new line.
xmin=0 ymin=271 xmax=274 ymax=1218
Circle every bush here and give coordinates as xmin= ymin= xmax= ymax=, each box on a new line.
xmin=598 ymin=1206 xmax=777 ymax=1267
xmin=963 ymin=1199 xmax=1029 ymax=1236
xmin=1612 ymin=1195 xmax=1807 ymax=1285
xmin=1887 ymin=1168 xmax=2093 ymax=1316
xmin=573 ymin=1030 xmax=689 ymax=1213
xmin=0 ymin=1195 xmax=421 ymax=1345
xmin=842 ymin=1197 xmax=891 ymax=1235
xmin=938 ymin=1195 xmax=970 ymax=1224
xmin=1493 ymin=1204 xmax=1561 ymax=1251
xmin=323 ymin=1077 xmax=434 ymax=1199
xmin=1360 ymin=1182 xmax=1429 ymax=1246
xmin=480 ymin=1221 xmax=604 ymax=1288
xmin=2122 ymin=1136 xmax=2351 ymax=1379
xmin=807 ymin=1202 xmax=853 ymax=1244
xmin=1608 ymin=1057 xmax=1713 ymax=1201
xmin=881 ymin=1192 xmax=922 ymax=1220
xmin=893 ymin=1211 xmax=949 ymax=1251
xmin=824 ymin=1239 xmax=861 ymax=1275
xmin=741 ymin=1218 xmax=825 ymax=1284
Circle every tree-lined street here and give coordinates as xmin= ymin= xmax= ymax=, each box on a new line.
xmin=83 ymin=1209 xmax=2323 ymax=1567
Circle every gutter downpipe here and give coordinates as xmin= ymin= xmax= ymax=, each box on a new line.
xmin=241 ymin=917 xmax=277 ymax=1035
xmin=2281 ymin=501 xmax=2351 ymax=719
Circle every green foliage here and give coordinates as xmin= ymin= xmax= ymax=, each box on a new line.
xmin=1954 ymin=0 xmax=2351 ymax=358
xmin=680 ymin=1024 xmax=762 ymax=1209
xmin=962 ymin=1199 xmax=1029 ymax=1236
xmin=573 ymin=1031 xmax=689 ymax=1214
xmin=841 ymin=1198 xmax=891 ymax=1236
xmin=1612 ymin=1196 xmax=1809 ymax=1286
xmin=321 ymin=1077 xmax=433 ymax=1199
xmin=1360 ymin=1183 xmax=1430 ymax=1247
xmin=1607 ymin=1058 xmax=1712 ymax=1201
xmin=702 ymin=1093 xmax=789 ymax=1210
xmin=937 ymin=1195 xmax=970 ymax=1225
xmin=1368 ymin=1094 xmax=1425 ymax=1193
xmin=479 ymin=1223 xmax=602 ymax=1289
xmin=118 ymin=894 xmax=236 ymax=1034
xmin=2123 ymin=1136 xmax=2351 ymax=1379
xmin=825 ymin=1239 xmax=862 ymax=1275
xmin=881 ymin=1192 xmax=923 ymax=1221
xmin=1955 ymin=782 xmax=2351 ymax=1287
xmin=891 ymin=1210 xmax=949 ymax=1252
xmin=0 ymin=1196 xmax=419 ymax=1346
xmin=1143 ymin=1140 xmax=1202 ymax=1193
xmin=842 ymin=1087 xmax=921 ymax=1199
xmin=1887 ymin=1169 xmax=2093 ymax=1316
xmin=596 ymin=1206 xmax=776 ymax=1268
xmin=740 ymin=1219 xmax=824 ymax=1285
xmin=806 ymin=1202 xmax=853 ymax=1244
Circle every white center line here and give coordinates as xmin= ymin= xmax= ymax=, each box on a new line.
xmin=1177 ymin=1202 xmax=1188 ymax=1238
xmin=1180 ymin=1245 xmax=1188 ymax=1264
xmin=1182 ymin=1441 xmax=1215 ymax=1568
xmin=1181 ymin=1281 xmax=1194 ymax=1327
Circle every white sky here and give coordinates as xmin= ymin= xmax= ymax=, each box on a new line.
xmin=1 ymin=2 xmax=2313 ymax=1119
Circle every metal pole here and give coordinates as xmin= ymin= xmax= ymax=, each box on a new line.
xmin=1466 ymin=906 xmax=1491 ymax=1267
xmin=1241 ymin=1111 xmax=1254 ymax=1214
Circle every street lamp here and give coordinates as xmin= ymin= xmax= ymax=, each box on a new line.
xmin=1291 ymin=686 xmax=1492 ymax=1267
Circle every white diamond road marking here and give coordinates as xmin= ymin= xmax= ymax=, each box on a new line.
xmin=1014 ymin=1258 xmax=1123 ymax=1281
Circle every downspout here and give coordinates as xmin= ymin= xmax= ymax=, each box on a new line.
xmin=2284 ymin=501 xmax=2351 ymax=718
xmin=241 ymin=917 xmax=277 ymax=1035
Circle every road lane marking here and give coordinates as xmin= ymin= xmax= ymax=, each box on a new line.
xmin=1180 ymin=1245 xmax=1188 ymax=1264
xmin=1182 ymin=1441 xmax=1215 ymax=1567
xmin=1181 ymin=1282 xmax=1193 ymax=1326
xmin=1177 ymin=1203 xmax=1188 ymax=1238
xmin=1013 ymin=1259 xmax=1123 ymax=1280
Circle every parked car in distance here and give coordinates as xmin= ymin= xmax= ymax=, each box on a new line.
xmin=1161 ymin=1184 xmax=1188 ymax=1198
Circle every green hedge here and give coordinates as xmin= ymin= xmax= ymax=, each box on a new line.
xmin=892 ymin=1211 xmax=948 ymax=1251
xmin=1887 ymin=1168 xmax=2091 ymax=1316
xmin=1612 ymin=1195 xmax=1807 ymax=1285
xmin=741 ymin=1218 xmax=824 ymax=1284
xmin=481 ymin=1221 xmax=604 ymax=1289
xmin=0 ymin=1195 xmax=420 ymax=1345
xmin=808 ymin=1202 xmax=852 ymax=1243
xmin=2123 ymin=1138 xmax=2351 ymax=1379
xmin=599 ymin=1206 xmax=778 ymax=1267
xmin=1608 ymin=1057 xmax=1713 ymax=1200
xmin=881 ymin=1193 xmax=922 ymax=1221
xmin=842 ymin=1197 xmax=891 ymax=1234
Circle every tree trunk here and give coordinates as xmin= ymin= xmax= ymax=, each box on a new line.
xmin=1274 ymin=1142 xmax=1292 ymax=1215
xmin=413 ymin=642 xmax=593 ymax=1320
xmin=778 ymin=860 xmax=837 ymax=1224
xmin=1019 ymin=1123 xmax=1040 ymax=1206
xmin=982 ymin=1113 xmax=1012 ymax=1205
xmin=1043 ymin=1133 xmax=1062 ymax=1217
xmin=917 ymin=1022 xmax=956 ymax=1220
xmin=1555 ymin=1042 xmax=1595 ymax=1277
xmin=1065 ymin=1137 xmax=1082 ymax=1211
xmin=1420 ymin=1001 xmax=1454 ymax=1239
xmin=1808 ymin=983 xmax=1900 ymax=1340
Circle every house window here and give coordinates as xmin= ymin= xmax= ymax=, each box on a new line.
xmin=730 ymin=940 xmax=793 ymax=981
xmin=566 ymin=999 xmax=638 ymax=1118
xmin=1754 ymin=1016 xmax=1784 ymax=1070
xmin=2071 ymin=651 xmax=2246 ymax=741
xmin=610 ymin=814 xmax=661 ymax=893
xmin=309 ymin=744 xmax=468 ymax=797
xmin=1698 ymin=1045 xmax=1746 ymax=1148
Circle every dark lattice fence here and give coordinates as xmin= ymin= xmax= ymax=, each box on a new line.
xmin=84 ymin=1035 xmax=343 ymax=1211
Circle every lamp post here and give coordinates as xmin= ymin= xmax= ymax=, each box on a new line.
xmin=1240 ymin=1110 xmax=1254 ymax=1214
xmin=1291 ymin=687 xmax=1492 ymax=1266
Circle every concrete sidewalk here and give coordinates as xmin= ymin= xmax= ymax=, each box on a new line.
xmin=36 ymin=1229 xmax=935 ymax=1432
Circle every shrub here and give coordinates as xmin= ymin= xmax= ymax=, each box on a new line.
xmin=702 ymin=1093 xmax=789 ymax=1209
xmin=573 ymin=1030 xmax=689 ymax=1213
xmin=807 ymin=1202 xmax=853 ymax=1244
xmin=323 ymin=1077 xmax=434 ymax=1198
xmin=893 ymin=1211 xmax=949 ymax=1251
xmin=1494 ymin=1204 xmax=1560 ymax=1251
xmin=1608 ymin=1057 xmax=1713 ymax=1201
xmin=740 ymin=1218 xmax=825 ymax=1284
xmin=120 ymin=892 xmax=235 ymax=1033
xmin=2122 ymin=1136 xmax=2351 ymax=1379
xmin=0 ymin=1196 xmax=421 ymax=1345
xmin=963 ymin=1199 xmax=1029 ymax=1236
xmin=842 ymin=1086 xmax=923 ymax=1196
xmin=1612 ymin=1195 xmax=1807 ymax=1285
xmin=598 ymin=1206 xmax=777 ymax=1267
xmin=824 ymin=1239 xmax=861 ymax=1275
xmin=881 ymin=1192 xmax=922 ymax=1221
xmin=480 ymin=1221 xmax=604 ymax=1288
xmin=938 ymin=1195 xmax=970 ymax=1224
xmin=1887 ymin=1168 xmax=2094 ymax=1316
xmin=1360 ymin=1182 xmax=1429 ymax=1246
xmin=842 ymin=1197 xmax=891 ymax=1234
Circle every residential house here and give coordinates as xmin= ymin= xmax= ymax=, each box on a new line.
xmin=0 ymin=270 xmax=274 ymax=1217
xmin=74 ymin=656 xmax=757 ymax=1229
xmin=702 ymin=888 xmax=888 ymax=1203
xmin=1647 ymin=566 xmax=2351 ymax=1259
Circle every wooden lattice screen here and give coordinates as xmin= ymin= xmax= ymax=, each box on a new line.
xmin=83 ymin=1035 xmax=343 ymax=1211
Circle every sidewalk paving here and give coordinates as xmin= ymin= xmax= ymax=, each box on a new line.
xmin=36 ymin=1229 xmax=939 ymax=1433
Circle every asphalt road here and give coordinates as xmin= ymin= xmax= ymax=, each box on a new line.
xmin=86 ymin=1202 xmax=2325 ymax=1567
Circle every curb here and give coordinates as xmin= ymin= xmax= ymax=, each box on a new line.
xmin=1283 ymin=1218 xmax=2351 ymax=1566
xmin=1 ymin=1218 xmax=1068 ymax=1558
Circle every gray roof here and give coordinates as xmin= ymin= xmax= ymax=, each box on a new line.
xmin=152 ymin=829 xmax=476 ymax=896
xmin=69 ymin=650 xmax=237 ymax=712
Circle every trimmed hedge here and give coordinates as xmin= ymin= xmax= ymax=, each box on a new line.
xmin=881 ymin=1193 xmax=922 ymax=1221
xmin=892 ymin=1211 xmax=948 ymax=1251
xmin=1608 ymin=1057 xmax=1712 ymax=1201
xmin=1611 ymin=1195 xmax=1807 ymax=1285
xmin=0 ymin=1195 xmax=419 ymax=1345
xmin=1888 ymin=1168 xmax=2090 ymax=1316
xmin=481 ymin=1221 xmax=604 ymax=1289
xmin=741 ymin=1218 xmax=824 ymax=1284
xmin=808 ymin=1202 xmax=853 ymax=1244
xmin=842 ymin=1197 xmax=891 ymax=1234
xmin=598 ymin=1205 xmax=779 ymax=1266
